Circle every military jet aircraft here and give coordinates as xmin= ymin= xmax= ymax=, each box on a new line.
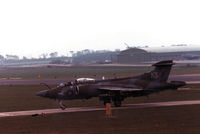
xmin=37 ymin=60 xmax=186 ymax=110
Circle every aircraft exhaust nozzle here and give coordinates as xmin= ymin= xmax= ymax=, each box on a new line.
xmin=170 ymin=81 xmax=186 ymax=88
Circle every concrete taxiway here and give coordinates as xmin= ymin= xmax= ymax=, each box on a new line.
xmin=1 ymin=100 xmax=200 ymax=118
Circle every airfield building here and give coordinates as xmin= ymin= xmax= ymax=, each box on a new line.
xmin=117 ymin=48 xmax=200 ymax=63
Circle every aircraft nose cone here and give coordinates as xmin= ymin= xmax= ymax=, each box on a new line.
xmin=36 ymin=90 xmax=48 ymax=97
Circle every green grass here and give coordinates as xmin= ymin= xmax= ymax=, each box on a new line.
xmin=171 ymin=65 xmax=200 ymax=75
xmin=0 ymin=105 xmax=200 ymax=134
xmin=0 ymin=83 xmax=200 ymax=134
xmin=0 ymin=66 xmax=152 ymax=79
xmin=1 ymin=64 xmax=200 ymax=133
xmin=1 ymin=65 xmax=200 ymax=80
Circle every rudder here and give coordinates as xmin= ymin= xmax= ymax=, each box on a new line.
xmin=150 ymin=60 xmax=174 ymax=82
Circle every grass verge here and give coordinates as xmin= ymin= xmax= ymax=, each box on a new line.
xmin=0 ymin=105 xmax=200 ymax=134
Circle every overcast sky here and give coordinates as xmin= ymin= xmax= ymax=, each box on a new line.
xmin=1 ymin=0 xmax=200 ymax=58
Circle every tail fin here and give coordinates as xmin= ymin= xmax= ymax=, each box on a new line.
xmin=150 ymin=60 xmax=174 ymax=82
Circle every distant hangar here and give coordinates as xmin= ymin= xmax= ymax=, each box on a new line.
xmin=70 ymin=48 xmax=200 ymax=64
xmin=117 ymin=48 xmax=200 ymax=63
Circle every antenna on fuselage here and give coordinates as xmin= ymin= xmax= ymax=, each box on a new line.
xmin=40 ymin=83 xmax=51 ymax=90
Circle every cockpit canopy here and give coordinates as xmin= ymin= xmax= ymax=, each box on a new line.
xmin=59 ymin=83 xmax=66 ymax=87
xmin=76 ymin=78 xmax=95 ymax=84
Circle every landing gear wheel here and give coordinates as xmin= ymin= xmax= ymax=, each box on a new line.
xmin=60 ymin=105 xmax=66 ymax=110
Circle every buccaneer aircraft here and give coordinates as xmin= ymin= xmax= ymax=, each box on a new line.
xmin=37 ymin=60 xmax=186 ymax=110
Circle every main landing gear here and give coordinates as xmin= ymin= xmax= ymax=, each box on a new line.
xmin=103 ymin=97 xmax=122 ymax=107
xmin=59 ymin=100 xmax=67 ymax=110
xmin=114 ymin=100 xmax=122 ymax=107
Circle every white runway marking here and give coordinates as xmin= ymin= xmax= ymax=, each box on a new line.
xmin=1 ymin=100 xmax=200 ymax=118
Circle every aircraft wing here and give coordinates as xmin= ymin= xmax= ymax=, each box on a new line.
xmin=98 ymin=86 xmax=143 ymax=92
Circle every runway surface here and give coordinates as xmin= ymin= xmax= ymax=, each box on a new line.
xmin=1 ymin=100 xmax=200 ymax=118
xmin=0 ymin=74 xmax=199 ymax=85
